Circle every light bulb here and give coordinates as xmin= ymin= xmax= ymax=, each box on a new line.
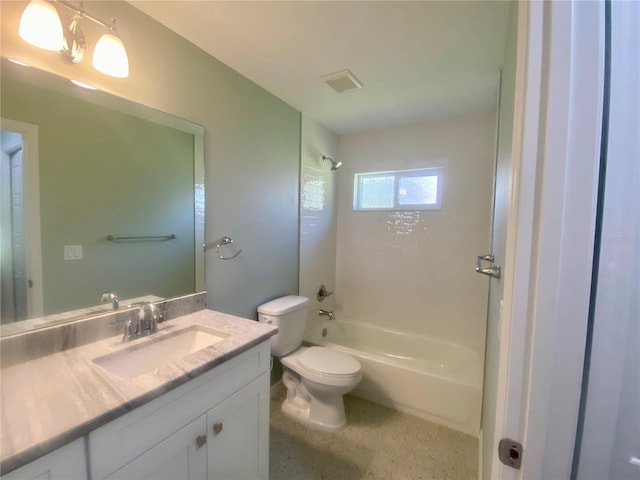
xmin=92 ymin=31 xmax=129 ymax=78
xmin=19 ymin=0 xmax=64 ymax=51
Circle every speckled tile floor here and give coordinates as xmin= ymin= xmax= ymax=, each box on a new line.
xmin=269 ymin=388 xmax=478 ymax=480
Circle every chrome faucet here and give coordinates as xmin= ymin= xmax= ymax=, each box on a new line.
xmin=319 ymin=309 xmax=335 ymax=321
xmin=100 ymin=291 xmax=119 ymax=309
xmin=140 ymin=302 xmax=163 ymax=335
xmin=122 ymin=302 xmax=164 ymax=342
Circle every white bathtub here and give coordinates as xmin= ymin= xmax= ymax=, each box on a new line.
xmin=305 ymin=319 xmax=482 ymax=436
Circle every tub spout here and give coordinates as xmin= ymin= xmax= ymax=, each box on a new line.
xmin=319 ymin=309 xmax=335 ymax=321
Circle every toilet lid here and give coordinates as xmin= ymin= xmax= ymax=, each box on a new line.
xmin=298 ymin=347 xmax=361 ymax=376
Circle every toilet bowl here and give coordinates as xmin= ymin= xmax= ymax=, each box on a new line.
xmin=257 ymin=295 xmax=362 ymax=432
xmin=280 ymin=346 xmax=362 ymax=431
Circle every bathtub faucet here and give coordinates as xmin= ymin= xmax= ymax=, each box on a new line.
xmin=317 ymin=284 xmax=334 ymax=302
xmin=318 ymin=309 xmax=335 ymax=321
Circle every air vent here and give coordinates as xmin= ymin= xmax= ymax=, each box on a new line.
xmin=320 ymin=69 xmax=363 ymax=93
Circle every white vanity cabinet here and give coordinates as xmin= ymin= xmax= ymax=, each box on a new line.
xmin=104 ymin=376 xmax=269 ymax=480
xmin=0 ymin=438 xmax=86 ymax=480
xmin=90 ymin=341 xmax=271 ymax=480
xmin=104 ymin=415 xmax=207 ymax=480
xmin=206 ymin=375 xmax=269 ymax=479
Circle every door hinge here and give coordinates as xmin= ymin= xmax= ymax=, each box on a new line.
xmin=498 ymin=438 xmax=523 ymax=470
xmin=476 ymin=253 xmax=502 ymax=279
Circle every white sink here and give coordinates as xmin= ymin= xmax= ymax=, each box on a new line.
xmin=93 ymin=325 xmax=229 ymax=379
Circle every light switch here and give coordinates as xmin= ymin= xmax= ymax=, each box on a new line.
xmin=64 ymin=245 xmax=83 ymax=260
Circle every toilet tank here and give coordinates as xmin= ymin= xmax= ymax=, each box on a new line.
xmin=257 ymin=295 xmax=309 ymax=357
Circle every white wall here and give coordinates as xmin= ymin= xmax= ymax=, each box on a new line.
xmin=299 ymin=116 xmax=339 ymax=332
xmin=335 ymin=112 xmax=495 ymax=355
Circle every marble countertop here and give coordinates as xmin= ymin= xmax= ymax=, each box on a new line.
xmin=0 ymin=309 xmax=277 ymax=475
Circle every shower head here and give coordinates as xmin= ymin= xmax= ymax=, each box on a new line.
xmin=322 ymin=155 xmax=342 ymax=171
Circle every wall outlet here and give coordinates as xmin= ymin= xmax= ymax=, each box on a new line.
xmin=64 ymin=245 xmax=83 ymax=260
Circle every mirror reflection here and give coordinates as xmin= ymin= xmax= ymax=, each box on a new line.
xmin=0 ymin=58 xmax=205 ymax=335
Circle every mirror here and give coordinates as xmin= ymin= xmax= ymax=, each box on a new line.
xmin=0 ymin=57 xmax=205 ymax=336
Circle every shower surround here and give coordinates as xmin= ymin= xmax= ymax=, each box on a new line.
xmin=299 ymin=112 xmax=496 ymax=435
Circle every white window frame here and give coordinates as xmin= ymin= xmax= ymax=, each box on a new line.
xmin=353 ymin=167 xmax=443 ymax=211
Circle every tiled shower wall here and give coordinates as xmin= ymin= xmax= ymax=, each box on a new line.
xmin=335 ymin=112 xmax=496 ymax=356
xmin=299 ymin=117 xmax=339 ymax=334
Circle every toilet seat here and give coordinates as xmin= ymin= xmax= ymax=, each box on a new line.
xmin=281 ymin=346 xmax=362 ymax=387
xmin=298 ymin=346 xmax=361 ymax=376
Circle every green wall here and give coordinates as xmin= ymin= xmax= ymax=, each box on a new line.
xmin=2 ymin=77 xmax=195 ymax=315
xmin=1 ymin=1 xmax=301 ymax=321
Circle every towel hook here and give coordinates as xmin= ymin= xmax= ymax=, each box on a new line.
xmin=215 ymin=236 xmax=242 ymax=260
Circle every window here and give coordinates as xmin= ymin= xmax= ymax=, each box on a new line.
xmin=353 ymin=167 xmax=443 ymax=211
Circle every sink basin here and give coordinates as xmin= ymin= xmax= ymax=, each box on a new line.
xmin=93 ymin=325 xmax=229 ymax=379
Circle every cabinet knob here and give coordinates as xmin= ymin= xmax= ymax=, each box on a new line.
xmin=196 ymin=434 xmax=207 ymax=449
xmin=213 ymin=422 xmax=223 ymax=435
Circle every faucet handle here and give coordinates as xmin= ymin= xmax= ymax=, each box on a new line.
xmin=122 ymin=303 xmax=163 ymax=341
xmin=123 ymin=316 xmax=138 ymax=342
xmin=148 ymin=303 xmax=163 ymax=324
xmin=317 ymin=284 xmax=334 ymax=302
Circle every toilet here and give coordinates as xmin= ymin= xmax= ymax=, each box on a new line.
xmin=258 ymin=295 xmax=361 ymax=432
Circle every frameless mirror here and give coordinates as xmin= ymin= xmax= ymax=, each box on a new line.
xmin=0 ymin=57 xmax=205 ymax=336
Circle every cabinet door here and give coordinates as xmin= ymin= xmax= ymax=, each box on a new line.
xmin=105 ymin=415 xmax=207 ymax=480
xmin=1 ymin=438 xmax=86 ymax=480
xmin=207 ymin=373 xmax=269 ymax=480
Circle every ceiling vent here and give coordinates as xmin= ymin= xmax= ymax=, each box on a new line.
xmin=320 ymin=69 xmax=363 ymax=93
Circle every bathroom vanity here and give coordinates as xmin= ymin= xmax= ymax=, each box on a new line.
xmin=0 ymin=296 xmax=277 ymax=480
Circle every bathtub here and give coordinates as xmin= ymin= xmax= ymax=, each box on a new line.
xmin=305 ymin=319 xmax=483 ymax=436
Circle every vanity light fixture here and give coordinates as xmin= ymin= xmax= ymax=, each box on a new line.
xmin=18 ymin=0 xmax=129 ymax=78
xmin=92 ymin=24 xmax=129 ymax=78
xmin=18 ymin=0 xmax=64 ymax=51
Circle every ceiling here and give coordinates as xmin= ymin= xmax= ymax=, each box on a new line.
xmin=129 ymin=1 xmax=510 ymax=135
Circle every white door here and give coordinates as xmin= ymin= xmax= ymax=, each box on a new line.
xmin=207 ymin=375 xmax=269 ymax=480
xmin=0 ymin=438 xmax=86 ymax=480
xmin=1 ymin=148 xmax=14 ymax=320
xmin=10 ymin=145 xmax=29 ymax=319
xmin=484 ymin=1 xmax=606 ymax=478
xmin=105 ymin=415 xmax=207 ymax=480
xmin=1 ymin=132 xmax=29 ymax=321
xmin=0 ymin=119 xmax=43 ymax=320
